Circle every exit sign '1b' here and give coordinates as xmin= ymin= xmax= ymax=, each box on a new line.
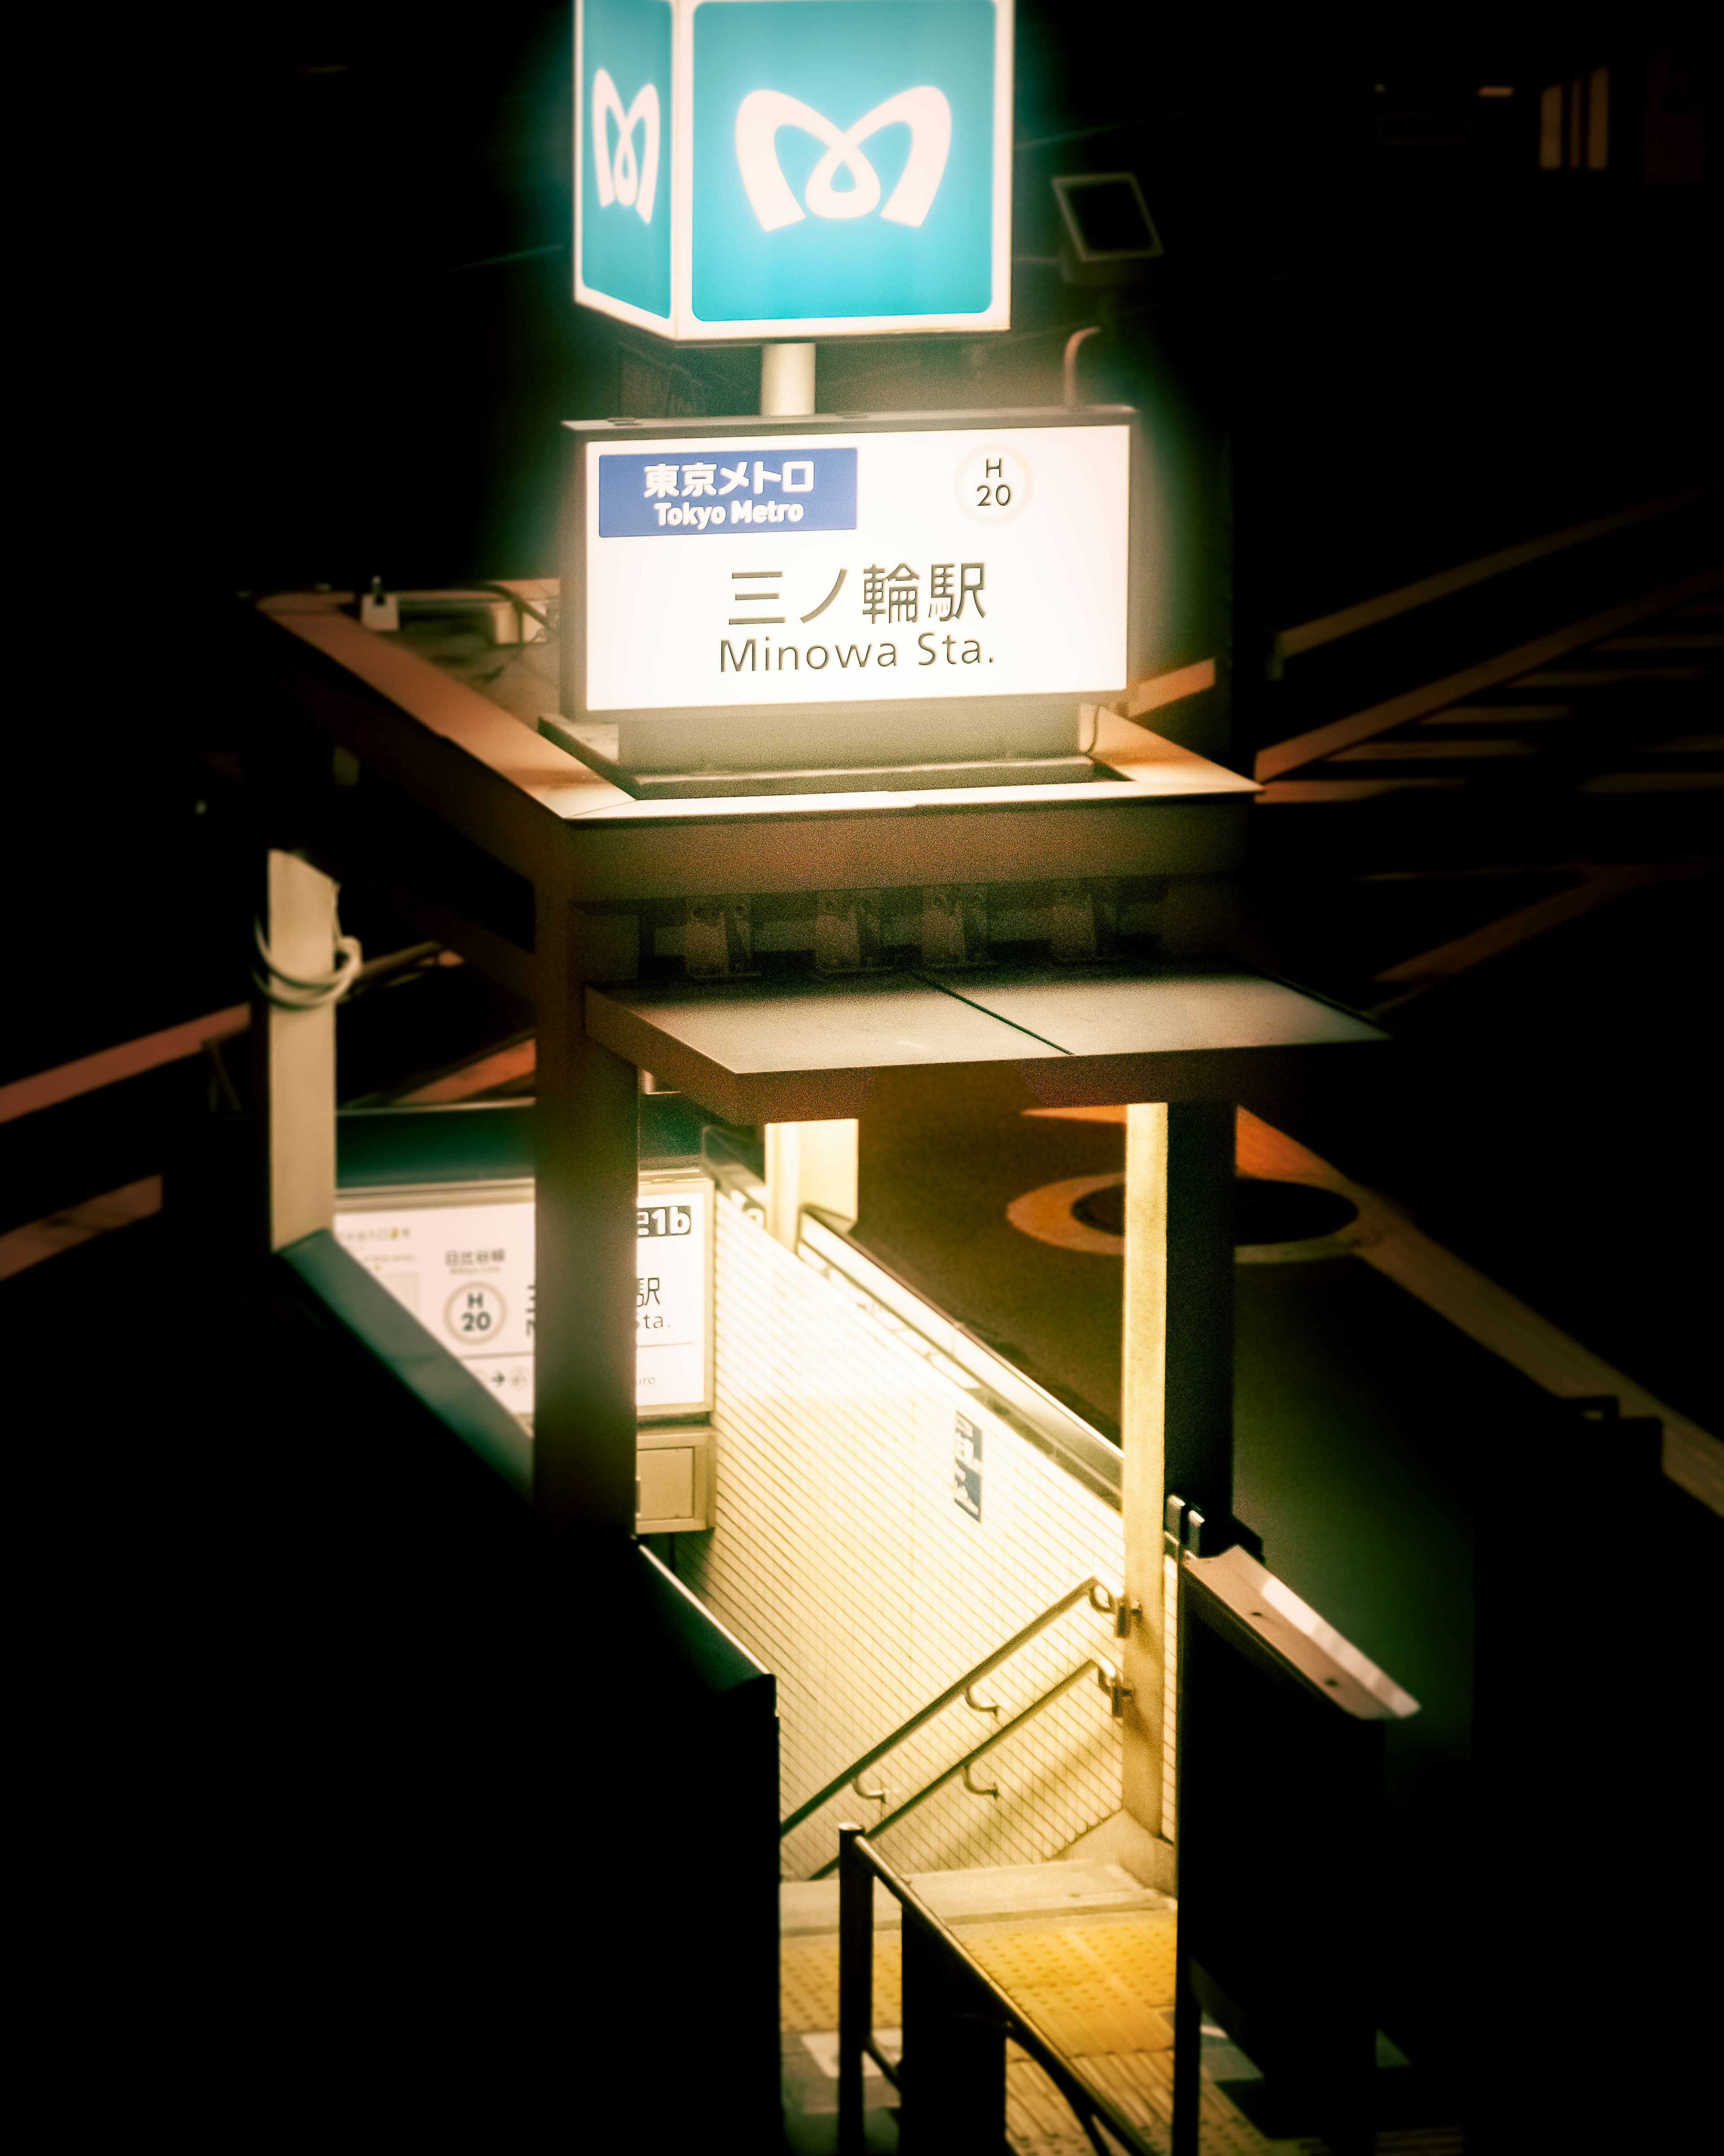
xmin=576 ymin=0 xmax=1013 ymax=339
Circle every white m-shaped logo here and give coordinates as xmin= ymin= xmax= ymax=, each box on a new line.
xmin=592 ymin=69 xmax=660 ymax=224
xmin=735 ymin=86 xmax=951 ymax=231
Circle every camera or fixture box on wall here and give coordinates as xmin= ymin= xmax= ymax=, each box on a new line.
xmin=1051 ymin=172 xmax=1163 ymax=286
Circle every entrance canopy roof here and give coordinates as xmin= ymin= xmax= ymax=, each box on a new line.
xmin=586 ymin=964 xmax=1385 ymax=1122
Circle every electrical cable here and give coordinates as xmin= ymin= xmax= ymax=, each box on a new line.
xmin=471 ymin=581 xmax=559 ymax=639
xmin=251 ymin=916 xmax=364 ymax=1009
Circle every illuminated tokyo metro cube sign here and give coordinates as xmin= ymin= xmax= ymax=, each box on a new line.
xmin=575 ymin=0 xmax=1013 ymax=339
xmin=559 ymin=409 xmax=1141 ymax=770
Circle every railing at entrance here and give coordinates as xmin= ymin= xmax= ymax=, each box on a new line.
xmin=837 ymin=1826 xmax=1156 ymax=2156
xmin=779 ymin=1575 xmax=1132 ymax=1870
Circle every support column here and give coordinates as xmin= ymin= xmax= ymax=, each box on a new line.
xmin=1162 ymin=1100 xmax=1238 ymax=1522
xmin=261 ymin=849 xmax=339 ymax=1252
xmin=532 ymin=903 xmax=641 ymax=1536
xmin=765 ymin=1120 xmax=858 ymax=1248
xmin=760 ymin=340 xmax=815 ymax=417
xmin=1119 ymin=1099 xmax=1236 ymax=1850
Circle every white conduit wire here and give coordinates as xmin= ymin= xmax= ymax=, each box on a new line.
xmin=251 ymin=917 xmax=364 ymax=1009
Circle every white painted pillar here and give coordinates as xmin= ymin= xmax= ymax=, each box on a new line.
xmin=765 ymin=1120 xmax=859 ymax=1249
xmin=1120 ymin=1103 xmax=1171 ymax=1844
xmin=1119 ymin=1099 xmax=1236 ymax=1874
xmin=261 ymin=849 xmax=340 ymax=1252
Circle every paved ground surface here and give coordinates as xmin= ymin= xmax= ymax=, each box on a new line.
xmin=778 ymin=1864 xmax=1467 ymax=2156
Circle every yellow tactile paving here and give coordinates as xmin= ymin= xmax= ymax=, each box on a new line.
xmin=1004 ymin=2051 xmax=1098 ymax=2155
xmin=966 ymin=1914 xmax=1178 ymax=2058
xmin=1005 ymin=2046 xmax=1271 ymax=2156
xmin=780 ymin=1907 xmax=1464 ymax=2156
xmin=779 ymin=1933 xmax=903 ymax=2033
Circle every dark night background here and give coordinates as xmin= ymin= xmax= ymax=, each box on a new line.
xmin=24 ymin=3 xmax=1719 ymax=601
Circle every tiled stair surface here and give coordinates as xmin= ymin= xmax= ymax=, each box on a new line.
xmin=780 ymin=1861 xmax=1463 ymax=2156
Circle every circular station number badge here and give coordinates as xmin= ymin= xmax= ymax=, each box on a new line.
xmin=445 ymin=1282 xmax=507 ymax=1343
xmin=955 ymin=444 xmax=1031 ymax=525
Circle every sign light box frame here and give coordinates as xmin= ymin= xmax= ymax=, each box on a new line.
xmin=556 ymin=405 xmax=1150 ymax=781
xmin=574 ymin=0 xmax=1015 ymax=341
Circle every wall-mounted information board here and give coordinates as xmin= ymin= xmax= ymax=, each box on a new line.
xmin=334 ymin=1170 xmax=714 ymax=1422
xmin=634 ymin=1170 xmax=715 ymax=1417
xmin=336 ymin=1179 xmax=538 ymax=1417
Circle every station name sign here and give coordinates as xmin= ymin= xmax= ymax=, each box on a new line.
xmin=333 ymin=1174 xmax=715 ymax=1422
xmin=575 ymin=0 xmax=1013 ymax=339
xmin=564 ymin=413 xmax=1135 ymax=718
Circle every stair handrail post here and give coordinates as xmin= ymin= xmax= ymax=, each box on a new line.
xmin=837 ymin=1823 xmax=872 ymax=2156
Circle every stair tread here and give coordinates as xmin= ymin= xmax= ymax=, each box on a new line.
xmin=782 ymin=1859 xmax=1166 ymax=1936
xmin=916 ymin=1860 xmax=1166 ymax=1923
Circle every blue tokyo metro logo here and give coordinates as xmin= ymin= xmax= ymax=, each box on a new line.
xmin=592 ymin=70 xmax=661 ymax=226
xmin=734 ymin=86 xmax=950 ymax=233
xmin=581 ymin=0 xmax=673 ymax=318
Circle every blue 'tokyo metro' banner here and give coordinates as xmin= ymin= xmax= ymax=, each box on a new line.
xmin=598 ymin=447 xmax=858 ymax=535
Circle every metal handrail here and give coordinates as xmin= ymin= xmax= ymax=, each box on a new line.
xmin=780 ymin=1575 xmax=1121 ymax=1842
xmin=809 ymin=1659 xmax=1119 ymax=1879
xmin=838 ymin=1827 xmax=1158 ymax=2156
